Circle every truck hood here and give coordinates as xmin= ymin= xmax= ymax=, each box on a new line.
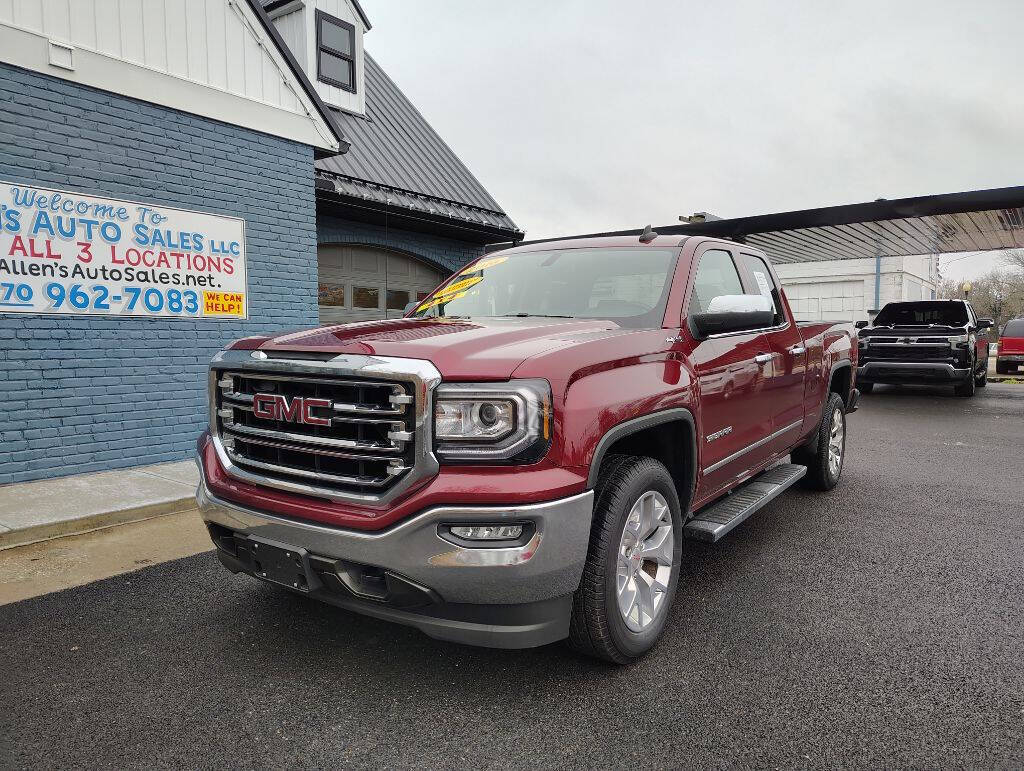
xmin=256 ymin=317 xmax=637 ymax=380
xmin=859 ymin=325 xmax=967 ymax=338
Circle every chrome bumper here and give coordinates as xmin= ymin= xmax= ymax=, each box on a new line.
xmin=196 ymin=478 xmax=594 ymax=606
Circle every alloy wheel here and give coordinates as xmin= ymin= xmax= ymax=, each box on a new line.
xmin=828 ymin=406 xmax=845 ymax=477
xmin=616 ymin=490 xmax=674 ymax=632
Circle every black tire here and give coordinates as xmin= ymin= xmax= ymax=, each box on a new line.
xmin=954 ymin=370 xmax=976 ymax=397
xmin=791 ymin=392 xmax=847 ymax=491
xmin=567 ymin=454 xmax=683 ymax=664
xmin=976 ymin=368 xmax=987 ymax=387
xmin=859 ymin=382 xmax=874 ymax=394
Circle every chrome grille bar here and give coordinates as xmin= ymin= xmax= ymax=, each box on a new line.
xmin=222 ymin=419 xmax=403 ymax=452
xmin=227 ymin=433 xmax=410 ymax=465
xmin=224 ymin=448 xmax=400 ymax=488
xmin=219 ymin=371 xmax=408 ymax=416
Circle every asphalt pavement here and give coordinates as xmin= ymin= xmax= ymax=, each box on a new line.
xmin=2 ymin=383 xmax=1023 ymax=769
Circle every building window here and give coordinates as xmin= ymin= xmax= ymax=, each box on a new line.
xmin=353 ymin=286 xmax=379 ymax=309
xmin=316 ymin=10 xmax=356 ymax=92
xmin=386 ymin=289 xmax=410 ymax=311
xmin=318 ymin=284 xmax=345 ymax=306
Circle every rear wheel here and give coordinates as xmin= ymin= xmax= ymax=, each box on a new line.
xmin=791 ymin=392 xmax=846 ymax=491
xmin=568 ymin=455 xmax=683 ymax=664
xmin=976 ymin=368 xmax=988 ymax=387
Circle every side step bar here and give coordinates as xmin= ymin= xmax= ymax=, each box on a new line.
xmin=684 ymin=463 xmax=807 ymax=543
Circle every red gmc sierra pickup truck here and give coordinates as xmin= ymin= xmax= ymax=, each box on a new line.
xmin=196 ymin=233 xmax=858 ymax=662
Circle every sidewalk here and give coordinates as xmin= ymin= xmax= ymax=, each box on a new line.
xmin=0 ymin=460 xmax=199 ymax=550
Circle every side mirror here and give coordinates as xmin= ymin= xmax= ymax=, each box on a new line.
xmin=403 ymin=300 xmax=419 ymax=315
xmin=977 ymin=318 xmax=994 ymax=330
xmin=854 ymin=320 xmax=869 ymax=329
xmin=692 ymin=294 xmax=774 ymax=337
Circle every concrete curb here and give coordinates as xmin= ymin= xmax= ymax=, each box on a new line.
xmin=0 ymin=461 xmax=200 ymax=551
xmin=0 ymin=496 xmax=197 ymax=551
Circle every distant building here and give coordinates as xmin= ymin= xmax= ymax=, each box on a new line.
xmin=774 ymin=254 xmax=940 ymax=322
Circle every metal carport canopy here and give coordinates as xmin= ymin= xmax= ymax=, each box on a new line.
xmin=510 ymin=185 xmax=1024 ymax=264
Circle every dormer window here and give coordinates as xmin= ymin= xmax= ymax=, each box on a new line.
xmin=316 ymin=10 xmax=356 ymax=92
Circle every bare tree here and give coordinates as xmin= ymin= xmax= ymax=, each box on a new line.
xmin=1001 ymin=249 xmax=1024 ymax=272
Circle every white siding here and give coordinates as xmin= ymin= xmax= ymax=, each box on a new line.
xmin=775 ymin=255 xmax=940 ymax=322
xmin=299 ymin=0 xmax=366 ymax=115
xmin=0 ymin=0 xmax=341 ymax=151
xmin=273 ymin=6 xmax=307 ymax=73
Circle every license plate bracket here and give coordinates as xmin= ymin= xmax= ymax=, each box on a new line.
xmin=248 ymin=538 xmax=310 ymax=592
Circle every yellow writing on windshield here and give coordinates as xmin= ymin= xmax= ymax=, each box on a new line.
xmin=434 ymin=275 xmax=482 ymax=298
xmin=458 ymin=255 xmax=508 ymax=275
xmin=417 ymin=290 xmax=468 ymax=313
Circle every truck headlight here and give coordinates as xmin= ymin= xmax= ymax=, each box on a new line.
xmin=433 ymin=380 xmax=552 ymax=463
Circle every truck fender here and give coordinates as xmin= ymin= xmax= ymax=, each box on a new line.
xmin=827 ymin=359 xmax=854 ymax=408
xmin=586 ymin=407 xmax=698 ymax=498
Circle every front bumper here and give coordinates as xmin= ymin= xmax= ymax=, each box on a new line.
xmin=997 ymin=354 xmax=1024 ymax=363
xmin=197 ymin=477 xmax=594 ymax=648
xmin=857 ymin=361 xmax=971 ymax=384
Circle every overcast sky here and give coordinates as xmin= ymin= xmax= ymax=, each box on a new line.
xmin=359 ymin=0 xmax=1023 ymax=279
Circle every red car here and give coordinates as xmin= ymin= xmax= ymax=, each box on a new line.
xmin=196 ymin=234 xmax=858 ymax=662
xmin=996 ymin=318 xmax=1024 ymax=374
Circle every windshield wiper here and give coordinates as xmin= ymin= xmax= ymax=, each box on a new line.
xmin=498 ymin=313 xmax=575 ymax=318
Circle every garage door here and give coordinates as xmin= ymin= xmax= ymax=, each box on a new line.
xmin=317 ymin=244 xmax=446 ymax=325
xmin=784 ymin=280 xmax=865 ymax=321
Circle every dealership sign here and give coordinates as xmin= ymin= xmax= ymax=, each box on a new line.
xmin=0 ymin=182 xmax=247 ymax=319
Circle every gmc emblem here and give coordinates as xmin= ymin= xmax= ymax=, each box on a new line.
xmin=252 ymin=393 xmax=332 ymax=426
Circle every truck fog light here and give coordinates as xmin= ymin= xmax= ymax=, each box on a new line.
xmin=448 ymin=524 xmax=524 ymax=541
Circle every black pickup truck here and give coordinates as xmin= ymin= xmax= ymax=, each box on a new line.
xmin=856 ymin=300 xmax=993 ymax=397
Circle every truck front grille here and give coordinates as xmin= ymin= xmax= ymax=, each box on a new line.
xmin=867 ymin=345 xmax=953 ymax=361
xmin=214 ymin=370 xmax=416 ymax=497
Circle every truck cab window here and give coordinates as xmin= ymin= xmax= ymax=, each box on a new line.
xmin=688 ymin=249 xmax=743 ymax=315
xmin=739 ymin=252 xmax=785 ymax=325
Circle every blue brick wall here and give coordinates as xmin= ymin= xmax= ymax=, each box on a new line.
xmin=0 ymin=63 xmax=319 ymax=484
xmin=318 ymin=215 xmax=486 ymax=275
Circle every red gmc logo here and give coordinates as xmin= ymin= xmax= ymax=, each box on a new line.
xmin=252 ymin=393 xmax=332 ymax=426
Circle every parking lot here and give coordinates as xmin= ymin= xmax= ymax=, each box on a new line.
xmin=2 ymin=384 xmax=1022 ymax=769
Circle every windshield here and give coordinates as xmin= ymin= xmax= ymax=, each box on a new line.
xmin=873 ymin=301 xmax=968 ymax=327
xmin=410 ymin=248 xmax=679 ymax=328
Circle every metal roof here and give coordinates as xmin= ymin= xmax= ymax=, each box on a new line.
xmin=316 ymin=54 xmax=521 ymax=238
xmin=501 ymin=186 xmax=1024 ymax=263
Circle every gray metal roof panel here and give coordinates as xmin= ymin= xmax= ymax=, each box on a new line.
xmin=502 ymin=186 xmax=1024 ymax=264
xmin=316 ymin=53 xmax=519 ymax=233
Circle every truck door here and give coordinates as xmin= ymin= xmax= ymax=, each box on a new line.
xmin=687 ymin=246 xmax=776 ymax=498
xmin=737 ymin=252 xmax=807 ymax=454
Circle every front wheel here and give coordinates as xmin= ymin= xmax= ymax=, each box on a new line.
xmin=568 ymin=455 xmax=683 ymax=664
xmin=954 ymin=370 xmax=976 ymax=397
xmin=859 ymin=382 xmax=874 ymax=394
xmin=792 ymin=392 xmax=847 ymax=491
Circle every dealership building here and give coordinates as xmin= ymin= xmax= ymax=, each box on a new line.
xmin=0 ymin=0 xmax=520 ymax=484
